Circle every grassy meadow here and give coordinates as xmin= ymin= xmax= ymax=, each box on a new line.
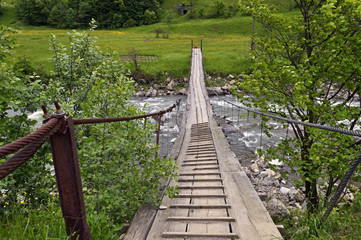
xmin=0 ymin=3 xmax=255 ymax=77
xmin=0 ymin=0 xmax=297 ymax=77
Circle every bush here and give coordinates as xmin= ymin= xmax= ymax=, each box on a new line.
xmin=144 ymin=9 xmax=158 ymax=25
xmin=123 ymin=18 xmax=137 ymax=28
xmin=48 ymin=2 xmax=76 ymax=28
xmin=0 ymin=26 xmax=49 ymax=217
xmin=12 ymin=57 xmax=35 ymax=77
xmin=45 ymin=27 xmax=178 ymax=224
xmin=16 ymin=0 xmax=56 ymax=25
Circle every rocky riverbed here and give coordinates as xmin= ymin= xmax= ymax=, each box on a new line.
xmin=133 ymin=74 xmax=241 ymax=97
xmin=211 ymin=99 xmax=305 ymax=219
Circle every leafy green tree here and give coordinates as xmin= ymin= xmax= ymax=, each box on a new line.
xmin=0 ymin=26 xmax=51 ymax=213
xmin=16 ymin=0 xmax=59 ymax=25
xmin=144 ymin=9 xmax=158 ymax=25
xmin=77 ymin=1 xmax=94 ymax=26
xmin=48 ymin=2 xmax=70 ymax=28
xmin=120 ymin=0 xmax=160 ymax=27
xmin=44 ymin=26 xmax=177 ymax=222
xmin=237 ymin=0 xmax=361 ymax=211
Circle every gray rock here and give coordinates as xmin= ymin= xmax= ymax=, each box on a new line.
xmin=151 ymin=89 xmax=157 ymax=97
xmin=227 ymin=74 xmax=235 ymax=80
xmin=222 ymin=124 xmax=239 ymax=135
xmin=207 ymin=87 xmax=223 ymax=96
xmin=266 ymin=198 xmax=290 ymax=218
xmin=344 ymin=192 xmax=354 ymax=201
xmin=221 ymin=85 xmax=230 ymax=91
xmin=251 ymin=163 xmax=259 ymax=173
xmin=230 ymin=80 xmax=236 ymax=85
xmin=288 ymin=200 xmax=296 ymax=206
xmin=135 ymin=91 xmax=145 ymax=97
xmin=166 ymin=80 xmax=176 ymax=90
xmin=280 ymin=187 xmax=291 ymax=195
xmin=259 ymin=171 xmax=268 ymax=178
xmin=295 ymin=202 xmax=302 ymax=209
xmin=261 ymin=177 xmax=279 ymax=187
xmin=266 ymin=169 xmax=277 ymax=177
xmin=145 ymin=87 xmax=154 ymax=97
xmin=177 ymin=88 xmax=187 ymax=95
xmin=258 ymin=192 xmax=267 ymax=201
xmin=288 ymin=187 xmax=304 ymax=202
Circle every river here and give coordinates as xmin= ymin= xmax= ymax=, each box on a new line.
xmin=129 ymin=95 xmax=289 ymax=167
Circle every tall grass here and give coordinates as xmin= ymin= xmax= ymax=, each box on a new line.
xmin=0 ymin=197 xmax=122 ymax=239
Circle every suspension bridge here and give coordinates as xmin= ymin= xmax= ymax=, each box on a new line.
xmin=2 ymin=43 xmax=360 ymax=239
xmin=124 ymin=48 xmax=282 ymax=239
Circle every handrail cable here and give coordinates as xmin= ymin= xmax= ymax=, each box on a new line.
xmin=200 ymin=48 xmax=361 ymax=226
xmin=208 ymin=87 xmax=361 ymax=138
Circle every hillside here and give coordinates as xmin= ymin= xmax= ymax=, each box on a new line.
xmin=0 ymin=0 xmax=296 ymax=77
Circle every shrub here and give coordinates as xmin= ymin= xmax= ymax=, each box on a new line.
xmin=144 ymin=9 xmax=158 ymax=25
xmin=44 ymin=26 xmax=177 ymax=224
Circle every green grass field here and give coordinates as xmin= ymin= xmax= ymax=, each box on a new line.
xmin=0 ymin=3 xmax=255 ymax=77
xmin=0 ymin=0 xmax=296 ymax=77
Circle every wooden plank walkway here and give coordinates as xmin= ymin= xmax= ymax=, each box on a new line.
xmin=126 ymin=49 xmax=282 ymax=240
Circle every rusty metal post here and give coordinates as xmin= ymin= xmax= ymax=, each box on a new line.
xmin=191 ymin=39 xmax=193 ymax=49
xmin=201 ymin=40 xmax=203 ymax=52
xmin=50 ymin=116 xmax=92 ymax=240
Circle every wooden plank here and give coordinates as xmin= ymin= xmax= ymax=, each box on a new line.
xmin=162 ymin=232 xmax=239 ymax=238
xmin=183 ymin=158 xmax=218 ymax=162
xmin=170 ymin=204 xmax=231 ymax=209
xmin=181 ymin=162 xmax=218 ymax=167
xmin=174 ymin=194 xmax=227 ymax=198
xmin=186 ymin=150 xmax=216 ymax=154
xmin=178 ymin=185 xmax=224 ymax=189
xmin=123 ymin=205 xmax=156 ymax=240
xmin=179 ymin=172 xmax=221 ymax=176
xmin=194 ymin=154 xmax=217 ymax=158
xmin=167 ymin=217 xmax=235 ymax=222
xmin=193 ymin=166 xmax=219 ymax=170
xmin=178 ymin=178 xmax=222 ymax=182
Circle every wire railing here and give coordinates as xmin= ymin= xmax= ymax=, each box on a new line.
xmin=0 ymin=99 xmax=182 ymax=240
xmin=204 ymin=73 xmax=361 ymax=226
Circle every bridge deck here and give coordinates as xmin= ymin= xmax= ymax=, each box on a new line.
xmin=127 ymin=49 xmax=282 ymax=240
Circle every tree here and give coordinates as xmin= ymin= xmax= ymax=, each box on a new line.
xmin=0 ymin=26 xmax=50 ymax=213
xmin=237 ymin=0 xmax=361 ymax=212
xmin=45 ymin=27 xmax=177 ymax=223
xmin=16 ymin=0 xmax=58 ymax=25
xmin=48 ymin=2 xmax=69 ymax=28
xmin=144 ymin=9 xmax=158 ymax=25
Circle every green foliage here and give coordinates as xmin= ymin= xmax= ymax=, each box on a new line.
xmin=237 ymin=0 xmax=361 ymax=211
xmin=0 ymin=196 xmax=122 ymax=239
xmin=144 ymin=9 xmax=158 ymax=25
xmin=16 ymin=0 xmax=58 ymax=25
xmin=279 ymin=192 xmax=361 ymax=239
xmin=15 ymin=0 xmax=163 ymax=28
xmin=48 ymin=2 xmax=76 ymax=28
xmin=44 ymin=26 xmax=178 ymax=223
xmin=0 ymin=26 xmax=52 ymax=217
